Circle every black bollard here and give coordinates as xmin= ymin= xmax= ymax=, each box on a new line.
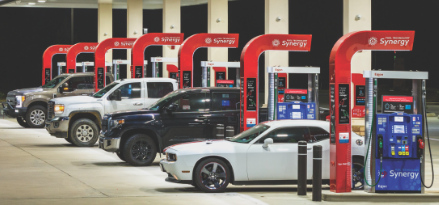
xmin=298 ymin=141 xmax=307 ymax=195
xmin=312 ymin=145 xmax=322 ymax=202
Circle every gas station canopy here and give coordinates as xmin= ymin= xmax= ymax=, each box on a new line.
xmin=3 ymin=0 xmax=235 ymax=9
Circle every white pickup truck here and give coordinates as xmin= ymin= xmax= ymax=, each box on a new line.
xmin=45 ymin=78 xmax=178 ymax=147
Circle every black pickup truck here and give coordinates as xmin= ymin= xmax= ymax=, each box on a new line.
xmin=99 ymin=87 xmax=245 ymax=166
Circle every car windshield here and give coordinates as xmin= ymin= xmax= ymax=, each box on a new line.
xmin=93 ymin=82 xmax=119 ymax=98
xmin=42 ymin=76 xmax=68 ymax=88
xmin=147 ymin=90 xmax=183 ymax=111
xmin=228 ymin=124 xmax=270 ymax=143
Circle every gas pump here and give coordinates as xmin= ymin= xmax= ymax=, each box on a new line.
xmin=150 ymin=57 xmax=178 ymax=79
xmin=363 ymin=70 xmax=433 ymax=193
xmin=57 ymin=62 xmax=66 ymax=75
xmin=80 ymin=62 xmax=112 ymax=73
xmin=115 ymin=60 xmax=147 ymax=80
xmin=267 ymin=66 xmax=320 ymax=121
xmin=200 ymin=61 xmax=240 ymax=87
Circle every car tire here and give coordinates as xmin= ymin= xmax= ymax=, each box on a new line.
xmin=26 ymin=105 xmax=47 ymax=128
xmin=123 ymin=134 xmax=157 ymax=166
xmin=352 ymin=157 xmax=365 ymax=190
xmin=116 ymin=151 xmax=125 ymax=161
xmin=69 ymin=118 xmax=99 ymax=147
xmin=17 ymin=117 xmax=30 ymax=128
xmin=194 ymin=158 xmax=231 ymax=193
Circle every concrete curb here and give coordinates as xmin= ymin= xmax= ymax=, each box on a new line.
xmin=322 ymin=191 xmax=439 ymax=202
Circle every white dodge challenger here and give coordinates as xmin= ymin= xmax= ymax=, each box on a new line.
xmin=160 ymin=120 xmax=365 ymax=193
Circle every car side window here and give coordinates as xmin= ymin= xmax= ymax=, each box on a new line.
xmin=211 ymin=92 xmax=240 ymax=111
xmin=147 ymin=82 xmax=174 ymax=98
xmin=116 ymin=83 xmax=141 ymax=99
xmin=68 ymin=77 xmax=89 ymax=90
xmin=309 ymin=127 xmax=330 ymax=142
xmin=258 ymin=127 xmax=308 ymax=143
xmin=172 ymin=93 xmax=206 ymax=112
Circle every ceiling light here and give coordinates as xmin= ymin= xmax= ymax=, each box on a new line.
xmin=28 ymin=2 xmax=35 ymax=5
xmin=38 ymin=0 xmax=46 ymax=2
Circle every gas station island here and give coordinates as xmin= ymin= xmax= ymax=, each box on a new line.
xmin=0 ymin=0 xmax=438 ymax=204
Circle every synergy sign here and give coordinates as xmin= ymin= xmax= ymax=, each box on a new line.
xmin=272 ymin=39 xmax=308 ymax=48
xmin=42 ymin=45 xmax=72 ymax=85
xmin=66 ymin=42 xmax=99 ymax=73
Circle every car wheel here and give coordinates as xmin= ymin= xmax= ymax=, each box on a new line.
xmin=116 ymin=151 xmax=125 ymax=161
xmin=69 ymin=118 xmax=99 ymax=147
xmin=194 ymin=158 xmax=231 ymax=193
xmin=123 ymin=134 xmax=157 ymax=166
xmin=26 ymin=105 xmax=47 ymax=128
xmin=352 ymin=157 xmax=365 ymax=190
xmin=17 ymin=117 xmax=30 ymax=128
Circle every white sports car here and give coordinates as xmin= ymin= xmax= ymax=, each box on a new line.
xmin=159 ymin=120 xmax=365 ymax=192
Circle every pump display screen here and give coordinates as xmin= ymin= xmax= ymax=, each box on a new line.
xmin=382 ymin=96 xmax=414 ymax=114
xmin=393 ymin=125 xmax=405 ymax=134
xmin=284 ymin=89 xmax=307 ymax=102
xmin=394 ymin=116 xmax=404 ymax=122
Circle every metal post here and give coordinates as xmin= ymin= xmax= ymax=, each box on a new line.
xmin=308 ymin=74 xmax=313 ymax=103
xmin=364 ymin=77 xmax=373 ymax=192
xmin=268 ymin=73 xmax=275 ymax=121
xmin=113 ymin=63 xmax=117 ymax=80
xmin=236 ymin=68 xmax=240 ymax=87
xmin=274 ymin=73 xmax=278 ymax=120
xmin=82 ymin=63 xmax=86 ymax=73
xmin=152 ymin=61 xmax=156 ymax=78
xmin=314 ymin=74 xmax=320 ymax=119
xmin=58 ymin=65 xmax=62 ymax=75
xmin=202 ymin=66 xmax=207 ymax=87
xmin=312 ymin=145 xmax=322 ymax=202
xmin=155 ymin=62 xmax=159 ymax=77
xmin=298 ymin=141 xmax=307 ymax=195
xmin=207 ymin=67 xmax=211 ymax=87
xmin=418 ymin=79 xmax=426 ymax=194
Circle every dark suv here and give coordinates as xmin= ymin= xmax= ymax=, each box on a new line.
xmin=99 ymin=87 xmax=240 ymax=166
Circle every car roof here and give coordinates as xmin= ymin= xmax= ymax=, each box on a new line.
xmin=182 ymin=87 xmax=239 ymax=91
xmin=114 ymin=78 xmax=177 ymax=83
xmin=262 ymin=119 xmax=329 ymax=130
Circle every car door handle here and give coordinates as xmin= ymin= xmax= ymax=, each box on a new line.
xmin=133 ymin=102 xmax=143 ymax=106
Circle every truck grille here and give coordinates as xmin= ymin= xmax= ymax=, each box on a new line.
xmin=47 ymin=101 xmax=55 ymax=120
xmin=6 ymin=96 xmax=16 ymax=108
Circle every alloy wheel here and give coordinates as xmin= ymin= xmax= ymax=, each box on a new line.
xmin=131 ymin=140 xmax=152 ymax=161
xmin=29 ymin=109 xmax=45 ymax=126
xmin=352 ymin=162 xmax=365 ymax=190
xmin=76 ymin=125 xmax=94 ymax=142
xmin=199 ymin=162 xmax=227 ymax=190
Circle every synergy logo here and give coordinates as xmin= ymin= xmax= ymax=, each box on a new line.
xmin=374 ymin=73 xmax=384 ymax=77
xmin=59 ymin=48 xmax=63 ymax=52
xmin=58 ymin=47 xmax=69 ymax=52
xmin=205 ymin=38 xmax=212 ymax=44
xmin=272 ymin=39 xmax=280 ymax=47
xmin=160 ymin=37 xmax=181 ymax=43
xmin=84 ymin=46 xmax=89 ymax=50
xmin=120 ymin=41 xmax=135 ymax=46
xmin=114 ymin=41 xmax=120 ymax=46
xmin=213 ymin=37 xmax=235 ymax=45
xmin=281 ymin=39 xmax=308 ymax=48
xmin=390 ymin=170 xmax=419 ymax=179
xmin=368 ymin=37 xmax=378 ymax=46
xmin=154 ymin=37 xmax=160 ymax=42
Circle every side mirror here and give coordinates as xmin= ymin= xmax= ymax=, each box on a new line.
xmin=262 ymin=138 xmax=273 ymax=148
xmin=111 ymin=90 xmax=122 ymax=101
xmin=60 ymin=83 xmax=69 ymax=93
xmin=166 ymin=103 xmax=177 ymax=112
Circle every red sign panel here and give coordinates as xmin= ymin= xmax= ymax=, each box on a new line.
xmin=285 ymin=89 xmax=307 ymax=94
xmin=383 ymin=96 xmax=413 ymax=102
xmin=216 ymin=80 xmax=234 ymax=84
xmin=66 ymin=43 xmax=98 ymax=73
xmin=42 ymin=45 xmax=71 ymax=85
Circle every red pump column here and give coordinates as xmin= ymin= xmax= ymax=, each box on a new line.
xmin=329 ymin=30 xmax=415 ymax=193
xmin=240 ymin=34 xmax=312 ymax=132
xmin=94 ymin=38 xmax=136 ymax=92
xmin=178 ymin=33 xmax=239 ymax=88
xmin=42 ymin=45 xmax=71 ymax=85
xmin=131 ymin=33 xmax=184 ymax=78
xmin=66 ymin=43 xmax=98 ymax=73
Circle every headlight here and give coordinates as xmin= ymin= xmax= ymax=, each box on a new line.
xmin=15 ymin=96 xmax=25 ymax=108
xmin=356 ymin=139 xmax=363 ymax=146
xmin=166 ymin=153 xmax=177 ymax=162
xmin=54 ymin=104 xmax=65 ymax=114
xmin=109 ymin=119 xmax=124 ymax=130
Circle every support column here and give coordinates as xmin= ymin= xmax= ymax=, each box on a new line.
xmin=208 ymin=0 xmax=228 ymax=87
xmin=343 ymin=0 xmax=371 ymax=126
xmin=163 ymin=0 xmax=181 ymax=78
xmin=264 ymin=0 xmax=288 ymax=106
xmin=127 ymin=0 xmax=143 ymax=78
xmin=98 ymin=1 xmax=113 ymax=64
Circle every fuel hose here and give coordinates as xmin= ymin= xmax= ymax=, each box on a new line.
xmin=421 ymin=93 xmax=434 ymax=188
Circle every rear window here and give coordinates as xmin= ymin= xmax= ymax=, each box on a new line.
xmin=147 ymin=82 xmax=174 ymax=98
xmin=211 ymin=92 xmax=240 ymax=111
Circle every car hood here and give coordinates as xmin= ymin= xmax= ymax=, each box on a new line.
xmin=107 ymin=109 xmax=159 ymax=118
xmin=166 ymin=140 xmax=236 ymax=154
xmin=51 ymin=96 xmax=97 ymax=104
xmin=8 ymin=87 xmax=46 ymax=96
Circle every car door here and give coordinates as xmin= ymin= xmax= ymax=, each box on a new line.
xmin=145 ymin=82 xmax=174 ymax=108
xmin=208 ymin=91 xmax=240 ymax=139
xmin=307 ymin=126 xmax=331 ymax=179
xmin=246 ymin=127 xmax=308 ymax=181
xmin=160 ymin=92 xmax=209 ymax=148
xmin=105 ymin=82 xmax=143 ymax=112
xmin=60 ymin=76 xmax=92 ymax=97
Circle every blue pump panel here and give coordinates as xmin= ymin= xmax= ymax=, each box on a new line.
xmin=277 ymin=101 xmax=315 ymax=120
xmin=375 ymin=112 xmax=422 ymax=193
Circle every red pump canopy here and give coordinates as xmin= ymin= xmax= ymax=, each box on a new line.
xmin=94 ymin=38 xmax=136 ymax=91
xmin=42 ymin=45 xmax=71 ymax=85
xmin=329 ymin=30 xmax=415 ymax=193
xmin=239 ymin=34 xmax=312 ymax=132
xmin=66 ymin=43 xmax=98 ymax=73
xmin=131 ymin=33 xmax=184 ymax=78
xmin=178 ymin=33 xmax=239 ymax=88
